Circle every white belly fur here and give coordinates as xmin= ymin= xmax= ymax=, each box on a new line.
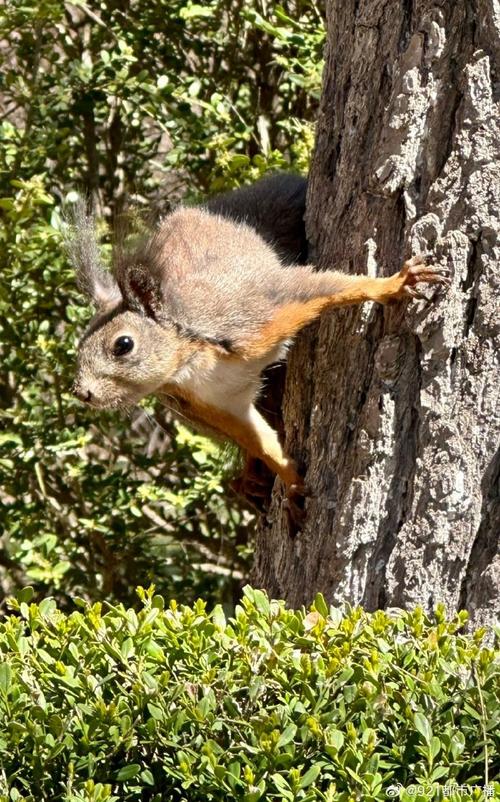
xmin=172 ymin=342 xmax=289 ymax=417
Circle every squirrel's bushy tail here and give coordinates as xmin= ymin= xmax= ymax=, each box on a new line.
xmin=204 ymin=173 xmax=308 ymax=266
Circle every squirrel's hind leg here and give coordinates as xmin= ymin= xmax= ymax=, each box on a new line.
xmin=163 ymin=387 xmax=304 ymax=493
xmin=227 ymin=407 xmax=308 ymax=529
xmin=231 ymin=405 xmax=303 ymax=493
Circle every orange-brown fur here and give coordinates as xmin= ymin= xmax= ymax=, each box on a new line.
xmin=160 ymin=382 xmax=302 ymax=488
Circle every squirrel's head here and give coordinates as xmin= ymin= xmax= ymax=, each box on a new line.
xmin=68 ymin=203 xmax=192 ymax=409
xmin=73 ymin=310 xmax=186 ymax=409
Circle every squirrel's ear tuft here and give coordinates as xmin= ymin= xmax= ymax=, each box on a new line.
xmin=117 ymin=262 xmax=163 ymax=319
xmin=114 ymin=220 xmax=165 ymax=319
xmin=65 ymin=199 xmax=122 ymax=311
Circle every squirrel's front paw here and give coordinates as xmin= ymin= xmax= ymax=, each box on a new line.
xmin=398 ymin=254 xmax=451 ymax=300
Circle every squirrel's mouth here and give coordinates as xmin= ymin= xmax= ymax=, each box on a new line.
xmin=72 ymin=376 xmax=155 ymax=411
xmin=73 ymin=386 xmax=125 ymax=410
xmin=80 ymin=391 xmax=147 ymax=412
xmin=92 ymin=393 xmax=138 ymax=410
xmin=87 ymin=398 xmax=121 ymax=410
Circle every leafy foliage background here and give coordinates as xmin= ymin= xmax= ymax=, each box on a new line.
xmin=0 ymin=0 xmax=325 ymax=607
xmin=0 ymin=589 xmax=498 ymax=802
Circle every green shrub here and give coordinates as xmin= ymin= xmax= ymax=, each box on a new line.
xmin=0 ymin=587 xmax=498 ymax=801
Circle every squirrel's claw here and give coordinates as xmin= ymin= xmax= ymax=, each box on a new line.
xmin=396 ymin=256 xmax=451 ymax=301
xmin=402 ymin=256 xmax=451 ymax=286
xmin=402 ymin=285 xmax=432 ymax=300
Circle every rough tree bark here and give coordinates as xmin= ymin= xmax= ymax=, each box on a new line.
xmin=253 ymin=0 xmax=499 ymax=628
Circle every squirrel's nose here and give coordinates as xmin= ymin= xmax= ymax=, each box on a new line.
xmin=73 ymin=385 xmax=93 ymax=404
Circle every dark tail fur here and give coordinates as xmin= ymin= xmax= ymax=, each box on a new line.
xmin=204 ymin=173 xmax=308 ymax=266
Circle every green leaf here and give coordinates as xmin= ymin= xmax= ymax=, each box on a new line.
xmin=140 ymin=768 xmax=155 ymax=785
xmin=299 ymin=764 xmax=322 ymax=788
xmin=39 ymin=598 xmax=57 ymax=617
xmin=0 ymin=433 xmax=22 ymax=446
xmin=0 ymin=664 xmax=12 ymax=694
xmin=16 ymin=587 xmax=34 ymax=604
xmin=252 ymin=589 xmax=270 ymax=615
xmin=277 ymin=722 xmax=297 ymax=749
xmin=212 ymin=604 xmax=226 ymax=630
xmin=116 ymin=764 xmax=141 ymax=781
xmin=271 ymin=774 xmax=292 ymax=795
xmin=430 ymin=765 xmax=448 ymax=782
xmin=326 ymin=729 xmax=344 ymax=751
xmin=414 ymin=712 xmax=432 ymax=744
xmin=120 ymin=638 xmax=134 ymax=659
xmin=147 ymin=703 xmax=164 ymax=721
xmin=313 ymin=593 xmax=329 ymax=618
xmin=429 ymin=735 xmax=441 ymax=760
xmin=179 ymin=3 xmax=215 ymax=19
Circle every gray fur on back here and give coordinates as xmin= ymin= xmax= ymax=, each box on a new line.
xmin=115 ymin=204 xmax=347 ymax=352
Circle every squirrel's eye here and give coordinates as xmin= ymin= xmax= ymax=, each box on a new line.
xmin=113 ymin=335 xmax=134 ymax=357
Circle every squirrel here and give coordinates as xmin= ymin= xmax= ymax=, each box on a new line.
xmin=70 ymin=174 xmax=449 ymax=517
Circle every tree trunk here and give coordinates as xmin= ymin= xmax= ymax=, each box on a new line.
xmin=253 ymin=0 xmax=500 ymax=629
